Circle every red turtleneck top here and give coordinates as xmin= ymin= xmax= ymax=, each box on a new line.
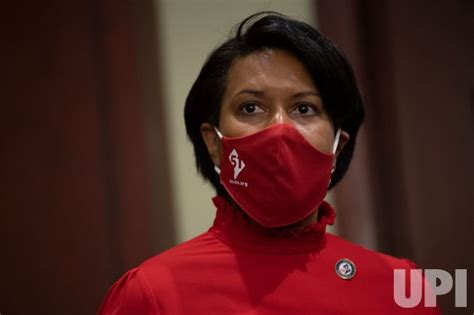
xmin=98 ymin=197 xmax=442 ymax=314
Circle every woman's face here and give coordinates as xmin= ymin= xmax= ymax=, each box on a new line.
xmin=201 ymin=48 xmax=349 ymax=167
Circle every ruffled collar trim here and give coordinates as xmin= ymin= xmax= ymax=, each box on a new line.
xmin=208 ymin=195 xmax=336 ymax=255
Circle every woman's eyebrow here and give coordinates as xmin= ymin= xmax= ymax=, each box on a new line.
xmin=234 ymin=89 xmax=320 ymax=98
xmin=293 ymin=91 xmax=321 ymax=98
xmin=235 ymin=89 xmax=265 ymax=97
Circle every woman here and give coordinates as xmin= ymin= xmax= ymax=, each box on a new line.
xmin=99 ymin=12 xmax=441 ymax=314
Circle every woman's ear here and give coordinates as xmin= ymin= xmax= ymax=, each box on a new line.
xmin=200 ymin=122 xmax=221 ymax=166
xmin=335 ymin=130 xmax=350 ymax=158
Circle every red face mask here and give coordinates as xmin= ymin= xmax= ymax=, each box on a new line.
xmin=214 ymin=123 xmax=341 ymax=228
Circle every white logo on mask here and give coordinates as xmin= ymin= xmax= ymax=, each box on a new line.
xmin=229 ymin=149 xmax=245 ymax=179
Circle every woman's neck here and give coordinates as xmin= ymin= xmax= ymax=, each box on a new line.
xmin=228 ymin=198 xmax=319 ymax=232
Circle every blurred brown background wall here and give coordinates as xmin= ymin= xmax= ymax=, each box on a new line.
xmin=1 ymin=0 xmax=472 ymax=314
xmin=318 ymin=1 xmax=474 ymax=314
xmin=1 ymin=1 xmax=174 ymax=314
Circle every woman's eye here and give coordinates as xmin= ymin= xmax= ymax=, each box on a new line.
xmin=293 ymin=104 xmax=317 ymax=115
xmin=240 ymin=103 xmax=263 ymax=114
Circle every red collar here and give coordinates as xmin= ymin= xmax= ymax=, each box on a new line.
xmin=208 ymin=195 xmax=336 ymax=255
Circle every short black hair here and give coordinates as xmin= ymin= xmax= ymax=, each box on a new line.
xmin=184 ymin=11 xmax=365 ymax=195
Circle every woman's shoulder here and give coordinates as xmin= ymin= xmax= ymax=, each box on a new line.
xmin=142 ymin=228 xmax=233 ymax=266
xmin=98 ymin=267 xmax=159 ymax=315
xmin=325 ymin=232 xmax=419 ymax=270
xmin=98 ymin=231 xmax=227 ymax=314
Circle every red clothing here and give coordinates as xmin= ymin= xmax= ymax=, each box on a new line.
xmin=99 ymin=196 xmax=442 ymax=314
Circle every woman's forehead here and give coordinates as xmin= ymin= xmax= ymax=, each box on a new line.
xmin=224 ymin=49 xmax=318 ymax=97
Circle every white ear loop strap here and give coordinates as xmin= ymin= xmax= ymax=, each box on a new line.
xmin=213 ymin=126 xmax=223 ymax=174
xmin=330 ymin=129 xmax=341 ymax=176
xmin=332 ymin=129 xmax=341 ymax=154
xmin=213 ymin=126 xmax=223 ymax=139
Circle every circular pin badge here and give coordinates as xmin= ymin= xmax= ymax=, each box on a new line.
xmin=335 ymin=258 xmax=356 ymax=280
